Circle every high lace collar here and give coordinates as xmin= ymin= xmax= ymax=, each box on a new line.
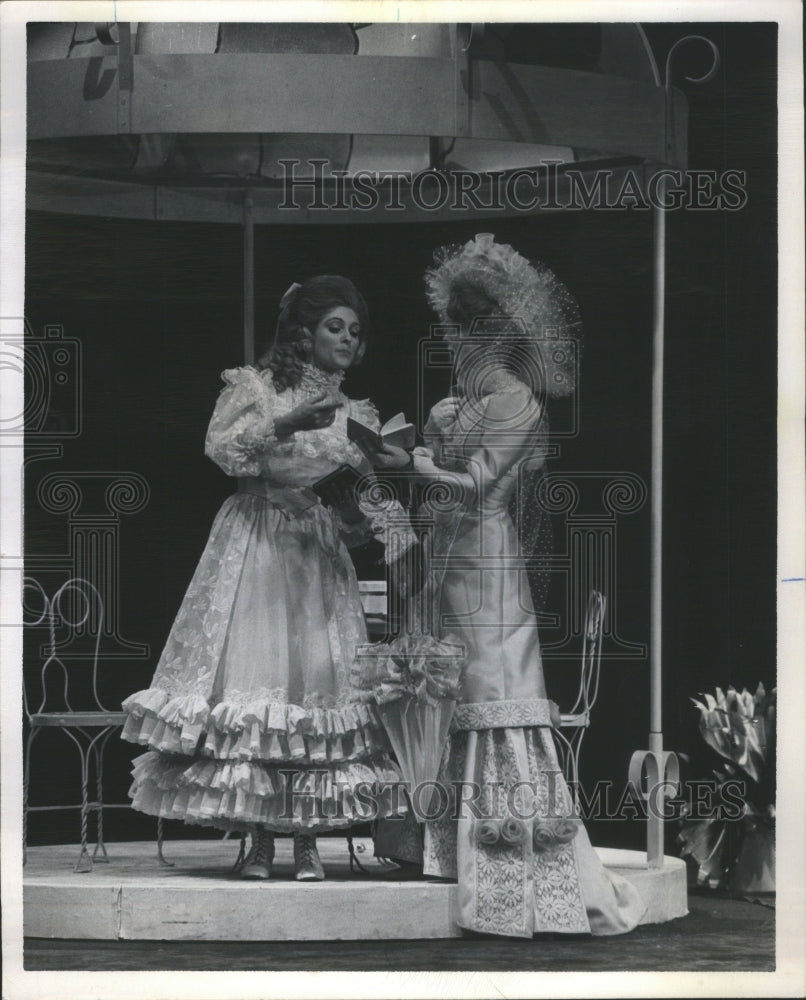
xmin=298 ymin=363 xmax=345 ymax=395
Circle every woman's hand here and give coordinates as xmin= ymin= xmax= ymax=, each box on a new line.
xmin=412 ymin=447 xmax=476 ymax=498
xmin=425 ymin=396 xmax=460 ymax=432
xmin=353 ymin=437 xmax=411 ymax=469
xmin=370 ymin=443 xmax=411 ymax=469
xmin=411 ymin=447 xmax=441 ymax=477
xmin=276 ymin=391 xmax=342 ymax=436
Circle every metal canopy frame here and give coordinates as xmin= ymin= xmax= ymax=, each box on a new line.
xmin=28 ymin=54 xmax=687 ymax=165
xmin=25 ymin=22 xmax=721 ymax=868
xmin=26 ymin=158 xmax=650 ymax=225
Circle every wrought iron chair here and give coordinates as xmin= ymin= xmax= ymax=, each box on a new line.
xmin=551 ymin=590 xmax=606 ymax=803
xmin=22 ymin=576 xmax=171 ymax=872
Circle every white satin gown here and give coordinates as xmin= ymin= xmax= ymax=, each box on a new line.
xmin=376 ymin=374 xmax=646 ymax=937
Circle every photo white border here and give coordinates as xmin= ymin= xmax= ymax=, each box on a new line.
xmin=2 ymin=1 xmax=804 ymax=997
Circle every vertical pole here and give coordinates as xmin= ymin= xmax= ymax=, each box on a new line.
xmin=629 ymin=33 xmax=719 ymax=872
xmin=628 ymin=184 xmax=680 ymax=868
xmin=243 ymin=190 xmax=255 ymax=365
xmin=645 ymin=196 xmax=667 ymax=867
xmin=650 ymin=198 xmax=665 ymax=751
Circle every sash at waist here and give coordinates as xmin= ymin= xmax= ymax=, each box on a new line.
xmin=237 ymin=477 xmax=320 ymax=518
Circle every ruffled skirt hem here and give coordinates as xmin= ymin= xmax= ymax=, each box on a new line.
xmin=129 ymin=749 xmax=408 ymax=834
xmin=121 ymin=687 xmax=390 ymax=764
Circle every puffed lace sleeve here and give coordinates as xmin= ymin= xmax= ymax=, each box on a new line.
xmin=204 ymin=367 xmax=280 ymax=478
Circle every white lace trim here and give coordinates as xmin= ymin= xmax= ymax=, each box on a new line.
xmin=205 ymin=366 xmax=377 ymax=477
xmin=205 ymin=368 xmax=278 ymax=478
xmin=453 ymin=699 xmax=560 ymax=731
xmin=357 ymin=494 xmax=418 ymax=561
xmin=122 ymin=685 xmax=391 ymax=764
xmin=297 ymin=363 xmax=345 ymax=394
xmin=128 ymin=749 xmax=407 ymax=834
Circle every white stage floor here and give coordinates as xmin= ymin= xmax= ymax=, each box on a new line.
xmin=24 ymin=839 xmax=688 ymax=940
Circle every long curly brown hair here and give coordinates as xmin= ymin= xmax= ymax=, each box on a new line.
xmin=256 ymin=275 xmax=369 ymax=391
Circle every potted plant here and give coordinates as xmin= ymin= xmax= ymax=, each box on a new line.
xmin=678 ymin=683 xmax=775 ymax=894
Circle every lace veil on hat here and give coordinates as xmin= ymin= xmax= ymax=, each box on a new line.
xmin=425 ymin=233 xmax=582 ymax=399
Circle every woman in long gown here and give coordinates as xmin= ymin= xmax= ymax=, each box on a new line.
xmin=378 ymin=234 xmax=646 ymax=936
xmin=121 ymin=275 xmax=411 ymax=881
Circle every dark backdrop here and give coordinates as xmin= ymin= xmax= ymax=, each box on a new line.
xmin=23 ymin=23 xmax=777 ymax=852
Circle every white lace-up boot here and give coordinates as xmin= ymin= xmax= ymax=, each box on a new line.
xmin=240 ymin=827 xmax=275 ymax=879
xmin=293 ymin=832 xmax=325 ymax=881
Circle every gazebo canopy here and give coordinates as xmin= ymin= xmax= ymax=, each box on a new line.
xmin=26 ymin=21 xmax=684 ymax=223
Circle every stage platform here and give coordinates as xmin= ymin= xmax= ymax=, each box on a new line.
xmin=24 ymin=839 xmax=688 ymax=941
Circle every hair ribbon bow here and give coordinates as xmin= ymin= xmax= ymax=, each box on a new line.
xmin=279 ymin=282 xmax=301 ymax=310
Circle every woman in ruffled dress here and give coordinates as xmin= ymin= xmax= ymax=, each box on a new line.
xmin=121 ymin=275 xmax=411 ymax=881
xmin=377 ymin=235 xmax=646 ymax=936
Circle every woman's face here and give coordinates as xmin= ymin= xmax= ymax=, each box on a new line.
xmin=445 ymin=282 xmax=497 ymax=377
xmin=309 ymin=306 xmax=362 ymax=372
xmin=444 ymin=321 xmax=484 ymax=382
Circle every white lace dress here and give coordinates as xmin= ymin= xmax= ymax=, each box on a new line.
xmin=121 ymin=363 xmax=405 ymax=833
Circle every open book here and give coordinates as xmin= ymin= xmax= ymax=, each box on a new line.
xmin=347 ymin=412 xmax=415 ymax=452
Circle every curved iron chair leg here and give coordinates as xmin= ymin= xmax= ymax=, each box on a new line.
xmin=23 ymin=727 xmax=43 ymax=867
xmin=61 ymin=727 xmax=94 ymax=872
xmin=552 ymin=729 xmax=578 ymax=810
xmin=346 ymin=834 xmax=370 ymax=874
xmin=91 ymin=728 xmax=115 ymax=863
xmin=157 ymin=817 xmax=175 ymax=867
xmin=231 ymin=834 xmax=247 ymax=874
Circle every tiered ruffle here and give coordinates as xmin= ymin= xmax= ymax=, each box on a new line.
xmin=130 ymin=749 xmax=406 ymax=833
xmin=122 ymin=687 xmax=391 ymax=764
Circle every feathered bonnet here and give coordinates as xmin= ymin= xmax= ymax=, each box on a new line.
xmin=424 ymin=233 xmax=581 ymax=398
